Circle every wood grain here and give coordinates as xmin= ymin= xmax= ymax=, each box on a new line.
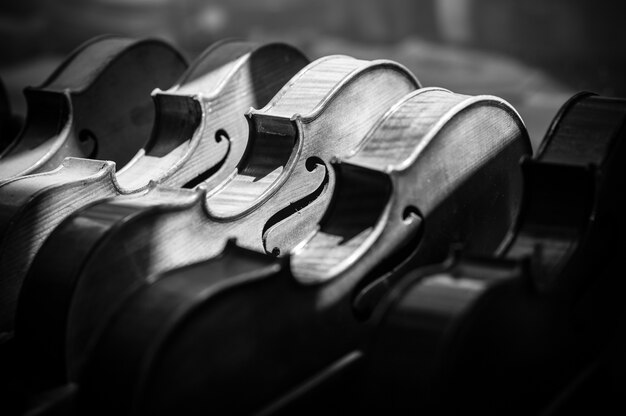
xmin=72 ymin=89 xmax=531 ymax=416
xmin=19 ymin=55 xmax=419 ymax=383
xmin=292 ymin=88 xmax=530 ymax=291
xmin=5 ymin=41 xmax=308 ymax=335
xmin=0 ymin=36 xmax=187 ymax=180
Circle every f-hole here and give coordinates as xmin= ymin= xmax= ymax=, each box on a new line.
xmin=182 ymin=129 xmax=231 ymax=189
xmin=262 ymin=156 xmax=329 ymax=255
xmin=205 ymin=115 xmax=297 ymax=217
xmin=402 ymin=205 xmax=421 ymax=224
xmin=290 ymin=163 xmax=392 ymax=283
xmin=214 ymin=129 xmax=228 ymax=143
xmin=78 ymin=129 xmax=98 ymax=159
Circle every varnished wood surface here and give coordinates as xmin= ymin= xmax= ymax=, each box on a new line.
xmin=0 ymin=15 xmax=619 ymax=415
xmin=117 ymin=41 xmax=309 ymax=191
xmin=18 ymin=55 xmax=420 ymax=384
xmin=72 ymin=88 xmax=531 ymax=416
xmin=0 ymin=36 xmax=187 ymax=180
xmin=3 ymin=41 xmax=308 ymax=335
xmin=291 ymin=88 xmax=529 ymax=287
xmin=0 ymin=158 xmax=119 ymax=335
xmin=363 ymin=92 xmax=626 ymax=415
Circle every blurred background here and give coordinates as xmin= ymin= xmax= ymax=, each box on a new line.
xmin=1 ymin=0 xmax=625 ymax=148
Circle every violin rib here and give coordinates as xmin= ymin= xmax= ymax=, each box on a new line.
xmin=364 ymin=92 xmax=626 ymax=414
xmin=6 ymin=41 xmax=308 ymax=338
xmin=74 ymin=87 xmax=530 ymax=415
xmin=8 ymin=33 xmax=625 ymax=416
xmin=18 ymin=55 xmax=420 ymax=388
xmin=0 ymin=36 xmax=187 ymax=180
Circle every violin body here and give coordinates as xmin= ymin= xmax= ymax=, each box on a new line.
xmin=116 ymin=41 xmax=309 ymax=191
xmin=18 ymin=55 xmax=420 ymax=387
xmin=74 ymin=88 xmax=530 ymax=415
xmin=364 ymin=93 xmax=626 ymax=415
xmin=3 ymin=41 xmax=308 ymax=335
xmin=5 ymin=31 xmax=622 ymax=416
xmin=0 ymin=36 xmax=187 ymax=180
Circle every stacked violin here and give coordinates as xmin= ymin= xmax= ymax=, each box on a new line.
xmin=0 ymin=36 xmax=623 ymax=416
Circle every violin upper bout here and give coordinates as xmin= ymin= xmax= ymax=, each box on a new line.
xmin=233 ymin=56 xmax=421 ymax=257
xmin=0 ymin=36 xmax=187 ymax=181
xmin=290 ymin=88 xmax=530 ymax=295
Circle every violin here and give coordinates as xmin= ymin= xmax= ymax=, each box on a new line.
xmin=1 ymin=41 xmax=308 ymax=336
xmin=363 ymin=92 xmax=626 ymax=415
xmin=17 ymin=55 xmax=421 ymax=390
xmin=0 ymin=35 xmax=186 ymax=181
xmin=74 ymin=88 xmax=530 ymax=415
